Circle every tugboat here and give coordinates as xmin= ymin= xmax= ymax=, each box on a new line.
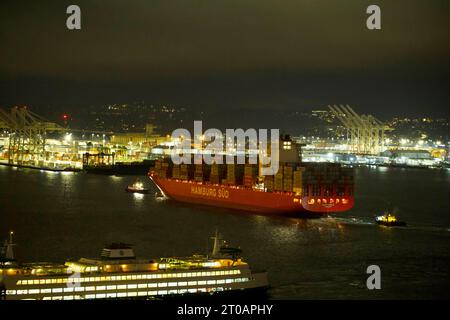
xmin=125 ymin=179 xmax=149 ymax=194
xmin=375 ymin=211 xmax=406 ymax=227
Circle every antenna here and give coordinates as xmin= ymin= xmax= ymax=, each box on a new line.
xmin=210 ymin=229 xmax=221 ymax=258
xmin=5 ymin=231 xmax=16 ymax=261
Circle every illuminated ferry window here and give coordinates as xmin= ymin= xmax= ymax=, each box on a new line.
xmin=52 ymin=296 xmax=63 ymax=300
xmin=96 ymin=286 xmax=106 ymax=291
xmin=198 ymin=281 xmax=206 ymax=285
xmin=86 ymin=286 xmax=95 ymax=291
xmin=188 ymin=281 xmax=196 ymax=286
xmin=158 ymin=290 xmax=168 ymax=295
xmin=126 ymin=275 xmax=132 ymax=280
xmin=168 ymin=282 xmax=177 ymax=287
xmin=16 ymin=280 xmax=23 ymax=285
xmin=39 ymin=279 xmax=46 ymax=284
xmin=188 ymin=289 xmax=196 ymax=293
xmin=117 ymin=285 xmax=127 ymax=290
xmin=107 ymin=285 xmax=116 ymax=290
xmin=131 ymin=275 xmax=137 ymax=280
xmin=178 ymin=282 xmax=187 ymax=286
xmin=148 ymin=291 xmax=157 ymax=296
xmin=106 ymin=293 xmax=117 ymax=298
xmin=138 ymin=284 xmax=147 ymax=289
xmin=117 ymin=292 xmax=127 ymax=298
xmin=86 ymin=294 xmax=95 ymax=299
xmin=63 ymin=295 xmax=74 ymax=300
xmin=217 ymin=279 xmax=225 ymax=284
xmin=207 ymin=280 xmax=216 ymax=285
xmin=158 ymin=283 xmax=167 ymax=288
xmin=178 ymin=289 xmax=188 ymax=294
xmin=136 ymin=275 xmax=142 ymax=280
xmin=127 ymin=284 xmax=137 ymax=289
xmin=127 ymin=292 xmax=137 ymax=297
xmin=148 ymin=283 xmax=157 ymax=288
xmin=52 ymin=288 xmax=63 ymax=293
xmin=168 ymin=289 xmax=177 ymax=294
xmin=41 ymin=288 xmax=52 ymax=294
xmin=75 ymin=287 xmax=84 ymax=292
xmin=225 ymin=279 xmax=233 ymax=284
xmin=138 ymin=291 xmax=147 ymax=296
xmin=6 ymin=290 xmax=16 ymax=295
xmin=43 ymin=297 xmax=51 ymax=300
xmin=96 ymin=293 xmax=106 ymax=299
xmin=181 ymin=273 xmax=187 ymax=277
xmin=63 ymin=287 xmax=74 ymax=293
xmin=198 ymin=288 xmax=207 ymax=293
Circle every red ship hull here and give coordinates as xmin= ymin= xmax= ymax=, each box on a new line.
xmin=149 ymin=172 xmax=354 ymax=216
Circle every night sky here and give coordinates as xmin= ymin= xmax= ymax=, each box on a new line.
xmin=1 ymin=0 xmax=449 ymax=121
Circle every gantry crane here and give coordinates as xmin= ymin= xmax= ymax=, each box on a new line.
xmin=0 ymin=106 xmax=64 ymax=165
xmin=328 ymin=105 xmax=392 ymax=155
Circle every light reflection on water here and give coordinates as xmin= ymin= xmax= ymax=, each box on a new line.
xmin=0 ymin=165 xmax=449 ymax=299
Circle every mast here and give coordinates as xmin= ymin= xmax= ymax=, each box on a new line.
xmin=5 ymin=231 xmax=15 ymax=261
xmin=211 ymin=230 xmax=221 ymax=258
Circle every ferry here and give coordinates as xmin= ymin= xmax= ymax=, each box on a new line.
xmin=0 ymin=231 xmax=268 ymax=300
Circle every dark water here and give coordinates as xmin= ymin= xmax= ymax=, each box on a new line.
xmin=1 ymin=165 xmax=449 ymax=299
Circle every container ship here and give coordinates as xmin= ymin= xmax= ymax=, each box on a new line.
xmin=149 ymin=136 xmax=354 ymax=216
xmin=0 ymin=232 xmax=268 ymax=300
